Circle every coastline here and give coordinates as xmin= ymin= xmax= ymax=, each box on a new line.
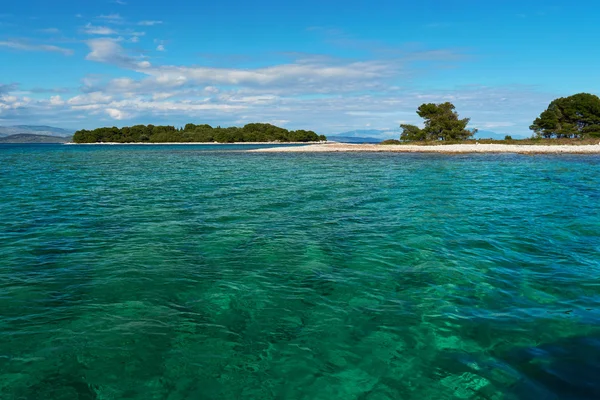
xmin=64 ymin=141 xmax=323 ymax=145
xmin=248 ymin=143 xmax=600 ymax=154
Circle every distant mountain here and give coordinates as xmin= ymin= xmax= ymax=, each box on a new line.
xmin=0 ymin=134 xmax=71 ymax=143
xmin=327 ymin=135 xmax=383 ymax=143
xmin=474 ymin=130 xmax=528 ymax=140
xmin=334 ymin=129 xmax=398 ymax=138
xmin=0 ymin=125 xmax=75 ymax=138
xmin=329 ymin=129 xmax=398 ymax=143
xmin=329 ymin=129 xmax=527 ymax=142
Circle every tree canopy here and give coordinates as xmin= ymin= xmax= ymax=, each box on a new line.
xmin=73 ymin=123 xmax=326 ymax=143
xmin=530 ymin=93 xmax=600 ymax=138
xmin=400 ymin=102 xmax=476 ymax=141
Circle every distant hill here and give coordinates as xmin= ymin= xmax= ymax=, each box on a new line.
xmin=328 ymin=129 xmax=529 ymax=142
xmin=327 ymin=135 xmax=383 ymax=143
xmin=0 ymin=125 xmax=75 ymax=138
xmin=0 ymin=134 xmax=71 ymax=143
xmin=330 ymin=129 xmax=398 ymax=143
xmin=474 ymin=130 xmax=527 ymax=140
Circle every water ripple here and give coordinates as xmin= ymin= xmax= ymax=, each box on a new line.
xmin=1 ymin=145 xmax=600 ymax=399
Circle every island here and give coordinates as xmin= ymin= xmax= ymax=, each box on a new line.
xmin=250 ymin=94 xmax=600 ymax=153
xmin=0 ymin=134 xmax=72 ymax=144
xmin=73 ymin=123 xmax=326 ymax=144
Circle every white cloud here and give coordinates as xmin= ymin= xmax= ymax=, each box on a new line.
xmin=0 ymin=83 xmax=554 ymax=136
xmin=105 ymin=108 xmax=128 ymax=120
xmin=83 ymin=23 xmax=117 ymax=35
xmin=152 ymin=92 xmax=175 ymax=100
xmin=0 ymin=40 xmax=73 ymax=56
xmin=138 ymin=20 xmax=163 ymax=26
xmin=68 ymin=91 xmax=113 ymax=106
xmin=85 ymin=38 xmax=140 ymax=68
xmin=1 ymin=35 xmax=556 ymax=136
xmin=49 ymin=96 xmax=65 ymax=106
xmin=83 ymin=40 xmax=466 ymax=98
xmin=123 ymin=61 xmax=397 ymax=94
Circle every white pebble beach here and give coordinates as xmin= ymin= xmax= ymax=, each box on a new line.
xmin=249 ymin=143 xmax=600 ymax=154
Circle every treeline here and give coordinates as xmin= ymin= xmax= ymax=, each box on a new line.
xmin=530 ymin=93 xmax=600 ymax=138
xmin=398 ymin=93 xmax=600 ymax=143
xmin=73 ymin=123 xmax=326 ymax=143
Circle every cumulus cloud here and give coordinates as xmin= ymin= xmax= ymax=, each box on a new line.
xmin=68 ymin=91 xmax=113 ymax=106
xmin=0 ymin=40 xmax=73 ymax=56
xmin=0 ymin=82 xmax=554 ymax=135
xmin=105 ymin=108 xmax=127 ymax=119
xmin=83 ymin=23 xmax=118 ymax=35
xmin=2 ymin=31 xmax=553 ymax=135
xmin=49 ymin=96 xmax=65 ymax=106
xmin=145 ymin=61 xmax=395 ymax=88
xmin=85 ymin=38 xmax=149 ymax=69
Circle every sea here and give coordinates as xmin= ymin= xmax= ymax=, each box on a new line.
xmin=1 ymin=143 xmax=599 ymax=399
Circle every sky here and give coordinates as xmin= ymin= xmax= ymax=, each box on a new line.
xmin=0 ymin=0 xmax=599 ymax=137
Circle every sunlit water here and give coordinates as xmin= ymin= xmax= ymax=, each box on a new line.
xmin=1 ymin=144 xmax=599 ymax=399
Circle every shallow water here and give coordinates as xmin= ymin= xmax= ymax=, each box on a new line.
xmin=1 ymin=144 xmax=599 ymax=399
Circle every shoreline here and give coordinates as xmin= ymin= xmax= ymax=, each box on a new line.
xmin=248 ymin=143 xmax=600 ymax=154
xmin=64 ymin=141 xmax=323 ymax=145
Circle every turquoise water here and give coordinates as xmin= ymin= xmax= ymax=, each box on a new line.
xmin=1 ymin=144 xmax=599 ymax=399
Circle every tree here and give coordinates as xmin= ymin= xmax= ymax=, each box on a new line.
xmin=400 ymin=124 xmax=426 ymax=141
xmin=530 ymin=93 xmax=600 ymax=138
xmin=400 ymin=102 xmax=476 ymax=141
xmin=418 ymin=102 xmax=476 ymax=141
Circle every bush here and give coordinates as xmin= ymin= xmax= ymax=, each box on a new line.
xmin=380 ymin=139 xmax=402 ymax=145
xmin=504 ymin=135 xmax=513 ymax=141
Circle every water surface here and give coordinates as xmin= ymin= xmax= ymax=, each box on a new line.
xmin=1 ymin=144 xmax=599 ymax=399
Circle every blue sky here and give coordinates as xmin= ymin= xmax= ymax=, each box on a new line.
xmin=0 ymin=0 xmax=598 ymax=136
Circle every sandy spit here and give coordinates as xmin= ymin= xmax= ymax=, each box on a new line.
xmin=248 ymin=143 xmax=600 ymax=154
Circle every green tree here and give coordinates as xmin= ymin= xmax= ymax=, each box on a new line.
xmin=400 ymin=124 xmax=426 ymax=141
xmin=400 ymin=102 xmax=476 ymax=141
xmin=417 ymin=102 xmax=476 ymax=141
xmin=72 ymin=122 xmax=325 ymax=143
xmin=530 ymin=93 xmax=600 ymax=138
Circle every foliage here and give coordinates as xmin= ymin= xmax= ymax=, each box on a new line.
xmin=399 ymin=124 xmax=425 ymax=141
xmin=530 ymin=93 xmax=600 ymax=138
xmin=504 ymin=135 xmax=513 ymax=141
xmin=380 ymin=139 xmax=402 ymax=145
xmin=73 ymin=123 xmax=326 ymax=143
xmin=400 ymin=102 xmax=476 ymax=141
